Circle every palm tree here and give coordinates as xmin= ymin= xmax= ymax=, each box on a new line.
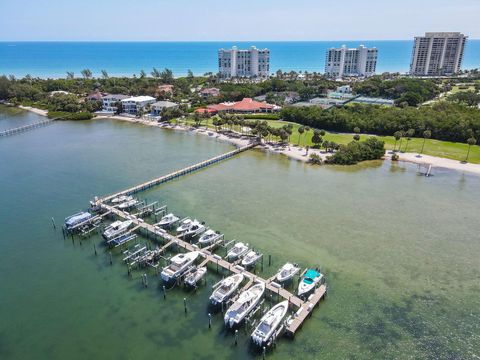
xmin=297 ymin=126 xmax=305 ymax=146
xmin=151 ymin=67 xmax=161 ymax=79
xmin=139 ymin=70 xmax=146 ymax=78
xmin=393 ymin=131 xmax=402 ymax=152
xmin=101 ymin=70 xmax=109 ymax=79
xmin=403 ymin=129 xmax=415 ymax=153
xmin=80 ymin=69 xmax=92 ymax=79
xmin=304 ymin=126 xmax=311 ymax=147
xmin=66 ymin=71 xmax=75 ymax=80
xmin=465 ymin=137 xmax=477 ymax=163
xmin=419 ymin=130 xmax=431 ymax=156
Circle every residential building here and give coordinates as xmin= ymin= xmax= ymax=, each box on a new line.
xmin=86 ymin=90 xmax=105 ymax=101
xmin=120 ymin=96 xmax=156 ymax=115
xmin=102 ymin=94 xmax=129 ymax=112
xmin=410 ymin=32 xmax=468 ymax=76
xmin=325 ymin=45 xmax=378 ymax=78
xmin=150 ymin=101 xmax=179 ymax=116
xmin=200 ymin=87 xmax=221 ymax=98
xmin=218 ymin=46 xmax=270 ymax=78
xmin=204 ymin=98 xmax=279 ymax=113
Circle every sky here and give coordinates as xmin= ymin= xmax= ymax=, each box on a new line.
xmin=0 ymin=0 xmax=479 ymax=41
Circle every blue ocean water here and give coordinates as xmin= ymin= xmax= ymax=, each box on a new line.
xmin=0 ymin=41 xmax=479 ymax=78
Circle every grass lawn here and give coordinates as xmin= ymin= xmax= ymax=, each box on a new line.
xmin=176 ymin=117 xmax=480 ymax=164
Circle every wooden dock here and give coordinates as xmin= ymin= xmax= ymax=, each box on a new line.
xmin=98 ymin=142 xmax=258 ymax=204
xmin=0 ymin=119 xmax=55 ymax=137
xmin=100 ymin=202 xmax=326 ymax=336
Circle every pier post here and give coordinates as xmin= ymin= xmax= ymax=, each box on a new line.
xmin=208 ymin=313 xmax=212 ymax=329
xmin=94 ymin=243 xmax=97 ymax=256
xmin=184 ymin=297 xmax=187 ymax=313
xmin=109 ymin=252 xmax=113 ymax=265
xmin=268 ymin=254 xmax=271 ymax=267
xmin=235 ymin=329 xmax=238 ymax=345
xmin=143 ymin=273 xmax=148 ymax=287
xmin=51 ymin=217 xmax=56 ymax=229
xmin=163 ymin=285 xmax=166 ymax=299
xmin=263 ymin=346 xmax=266 ymax=359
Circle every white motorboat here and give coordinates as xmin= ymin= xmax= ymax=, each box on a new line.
xmin=176 ymin=218 xmax=192 ymax=233
xmin=241 ymin=251 xmax=262 ymax=267
xmin=157 ymin=213 xmax=179 ymax=227
xmin=111 ymin=195 xmax=133 ymax=204
xmin=297 ymin=269 xmax=323 ymax=297
xmin=198 ymin=229 xmax=221 ymax=245
xmin=102 ymin=220 xmax=133 ymax=240
xmin=184 ymin=266 xmax=207 ymax=287
xmin=117 ymin=198 xmax=139 ymax=210
xmin=224 ymin=282 xmax=265 ymax=328
xmin=161 ymin=251 xmax=199 ymax=283
xmin=251 ymin=300 xmax=289 ymax=346
xmin=226 ymin=242 xmax=249 ymax=261
xmin=65 ymin=212 xmax=92 ymax=230
xmin=210 ymin=273 xmax=244 ymax=306
xmin=178 ymin=220 xmax=205 ymax=238
xmin=276 ymin=263 xmax=301 ymax=283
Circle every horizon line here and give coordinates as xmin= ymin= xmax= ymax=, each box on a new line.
xmin=1 ymin=39 xmax=479 ymax=43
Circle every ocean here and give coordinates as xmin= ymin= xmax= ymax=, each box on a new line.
xmin=1 ymin=40 xmax=479 ymax=78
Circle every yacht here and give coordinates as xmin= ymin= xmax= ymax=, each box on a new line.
xmin=184 ymin=266 xmax=207 ymax=287
xmin=241 ymin=251 xmax=262 ymax=267
xmin=251 ymin=300 xmax=289 ymax=346
xmin=65 ymin=212 xmax=92 ymax=230
xmin=198 ymin=229 xmax=221 ymax=246
xmin=161 ymin=251 xmax=199 ymax=283
xmin=224 ymin=282 xmax=265 ymax=328
xmin=156 ymin=213 xmax=179 ymax=227
xmin=209 ymin=273 xmax=244 ymax=306
xmin=111 ymin=195 xmax=133 ymax=204
xmin=297 ymin=269 xmax=323 ymax=297
xmin=276 ymin=263 xmax=301 ymax=283
xmin=226 ymin=242 xmax=249 ymax=261
xmin=178 ymin=220 xmax=205 ymax=238
xmin=176 ymin=218 xmax=192 ymax=233
xmin=102 ymin=220 xmax=133 ymax=240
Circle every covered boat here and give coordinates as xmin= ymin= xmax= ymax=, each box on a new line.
xmin=297 ymin=269 xmax=323 ymax=297
xmin=111 ymin=195 xmax=133 ymax=204
xmin=117 ymin=198 xmax=139 ymax=210
xmin=251 ymin=300 xmax=289 ymax=346
xmin=161 ymin=251 xmax=199 ymax=283
xmin=224 ymin=282 xmax=265 ymax=328
xmin=226 ymin=242 xmax=249 ymax=261
xmin=276 ymin=263 xmax=300 ymax=283
xmin=65 ymin=212 xmax=92 ymax=230
xmin=102 ymin=220 xmax=132 ymax=240
xmin=198 ymin=229 xmax=221 ymax=245
xmin=209 ymin=273 xmax=244 ymax=306
xmin=157 ymin=213 xmax=179 ymax=227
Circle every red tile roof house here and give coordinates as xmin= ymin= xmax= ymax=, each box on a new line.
xmin=206 ymin=98 xmax=280 ymax=113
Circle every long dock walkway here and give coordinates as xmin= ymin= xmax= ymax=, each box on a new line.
xmin=0 ymin=119 xmax=55 ymax=137
xmin=99 ymin=141 xmax=258 ymax=203
xmin=100 ymin=202 xmax=325 ymax=336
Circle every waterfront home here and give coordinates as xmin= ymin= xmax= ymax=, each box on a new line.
xmin=86 ymin=90 xmax=105 ymax=101
xmin=150 ymin=100 xmax=179 ymax=116
xmin=102 ymin=94 xmax=129 ymax=112
xmin=207 ymin=98 xmax=280 ymax=113
xmin=156 ymin=84 xmax=174 ymax=97
xmin=120 ymin=96 xmax=156 ymax=115
xmin=200 ymin=87 xmax=221 ymax=98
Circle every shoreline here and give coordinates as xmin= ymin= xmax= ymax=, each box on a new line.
xmin=12 ymin=106 xmax=480 ymax=176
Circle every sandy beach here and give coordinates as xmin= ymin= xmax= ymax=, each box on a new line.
xmin=18 ymin=105 xmax=48 ymax=117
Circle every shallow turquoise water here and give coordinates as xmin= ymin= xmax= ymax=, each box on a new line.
xmin=0 ymin=108 xmax=479 ymax=359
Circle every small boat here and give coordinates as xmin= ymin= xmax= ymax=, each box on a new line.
xmin=276 ymin=263 xmax=301 ymax=283
xmin=210 ymin=273 xmax=244 ymax=306
xmin=176 ymin=218 xmax=192 ymax=233
xmin=251 ymin=300 xmax=289 ymax=346
xmin=178 ymin=220 xmax=205 ymax=238
xmin=224 ymin=282 xmax=266 ymax=328
xmin=65 ymin=212 xmax=92 ymax=230
xmin=297 ymin=269 xmax=324 ymax=297
xmin=157 ymin=213 xmax=179 ymax=227
xmin=198 ymin=229 xmax=221 ymax=245
xmin=184 ymin=266 xmax=207 ymax=287
xmin=241 ymin=251 xmax=262 ymax=267
xmin=161 ymin=251 xmax=199 ymax=283
xmin=226 ymin=242 xmax=249 ymax=261
xmin=117 ymin=198 xmax=139 ymax=210
xmin=111 ymin=195 xmax=133 ymax=204
xmin=102 ymin=220 xmax=133 ymax=240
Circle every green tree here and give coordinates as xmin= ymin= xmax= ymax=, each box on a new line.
xmin=297 ymin=126 xmax=305 ymax=145
xmin=151 ymin=68 xmax=161 ymax=79
xmin=311 ymin=130 xmax=323 ymax=148
xmin=66 ymin=71 xmax=74 ymax=80
xmin=353 ymin=134 xmax=360 ymax=141
xmin=403 ymin=129 xmax=415 ymax=153
xmin=80 ymin=69 xmax=92 ymax=79
xmin=420 ymin=130 xmax=431 ymax=155
xmin=304 ymin=126 xmax=311 ymax=146
xmin=101 ymin=70 xmax=109 ymax=79
xmin=393 ymin=131 xmax=402 ymax=152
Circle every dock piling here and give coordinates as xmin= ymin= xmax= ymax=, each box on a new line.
xmin=94 ymin=243 xmax=97 ymax=256
xmin=208 ymin=313 xmax=212 ymax=329
xmin=235 ymin=329 xmax=238 ymax=345
xmin=184 ymin=297 xmax=187 ymax=313
xmin=163 ymin=285 xmax=166 ymax=299
xmin=268 ymin=254 xmax=271 ymax=267
xmin=51 ymin=217 xmax=56 ymax=229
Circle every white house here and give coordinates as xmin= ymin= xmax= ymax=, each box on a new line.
xmin=120 ymin=96 xmax=156 ymax=115
xmin=150 ymin=101 xmax=179 ymax=116
xmin=102 ymin=94 xmax=129 ymax=112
